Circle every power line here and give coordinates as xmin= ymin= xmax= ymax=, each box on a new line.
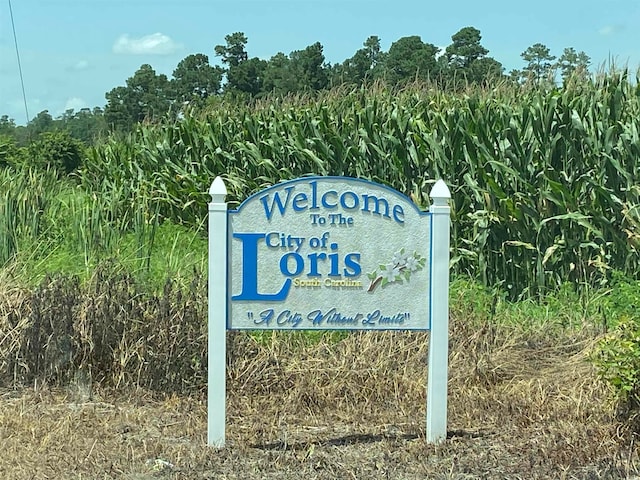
xmin=8 ymin=0 xmax=30 ymax=124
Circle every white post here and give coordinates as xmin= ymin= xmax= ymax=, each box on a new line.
xmin=426 ymin=179 xmax=451 ymax=443
xmin=208 ymin=176 xmax=228 ymax=447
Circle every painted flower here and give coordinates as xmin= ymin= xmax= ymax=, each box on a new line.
xmin=381 ymin=263 xmax=401 ymax=282
xmin=391 ymin=250 xmax=407 ymax=267
xmin=405 ymin=254 xmax=420 ymax=272
xmin=367 ymin=249 xmax=426 ymax=292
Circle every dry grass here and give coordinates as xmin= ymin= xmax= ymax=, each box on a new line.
xmin=0 ymin=269 xmax=208 ymax=391
xmin=1 ymin=272 xmax=638 ymax=478
xmin=1 ymin=318 xmax=637 ymax=478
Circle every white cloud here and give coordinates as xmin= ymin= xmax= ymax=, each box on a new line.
xmin=112 ymin=33 xmax=182 ymax=55
xmin=62 ymin=97 xmax=89 ymax=112
xmin=73 ymin=60 xmax=90 ymax=71
xmin=599 ymin=24 xmax=625 ymax=36
xmin=66 ymin=59 xmax=90 ymax=72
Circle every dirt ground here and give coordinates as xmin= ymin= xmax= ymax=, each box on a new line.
xmin=2 ymin=325 xmax=639 ymax=480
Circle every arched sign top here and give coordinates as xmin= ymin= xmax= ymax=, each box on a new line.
xmin=230 ymin=176 xmax=429 ymax=218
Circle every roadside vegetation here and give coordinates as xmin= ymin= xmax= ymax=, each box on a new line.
xmin=1 ymin=29 xmax=640 ymax=476
xmin=3 ymin=71 xmax=640 ymax=406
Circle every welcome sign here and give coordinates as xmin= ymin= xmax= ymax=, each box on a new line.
xmin=229 ymin=177 xmax=431 ymax=330
xmin=207 ymin=176 xmax=451 ymax=448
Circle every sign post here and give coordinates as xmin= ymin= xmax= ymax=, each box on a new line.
xmin=208 ymin=177 xmax=227 ymax=447
xmin=426 ymin=180 xmax=451 ymax=443
xmin=207 ymin=176 xmax=451 ymax=446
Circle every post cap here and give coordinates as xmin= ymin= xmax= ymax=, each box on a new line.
xmin=209 ymin=176 xmax=227 ymax=203
xmin=429 ymin=179 xmax=451 ymax=200
xmin=429 ymin=179 xmax=451 ymax=209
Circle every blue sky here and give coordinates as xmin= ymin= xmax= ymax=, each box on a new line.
xmin=1 ymin=0 xmax=639 ymax=124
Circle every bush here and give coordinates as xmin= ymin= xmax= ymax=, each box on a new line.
xmin=593 ymin=317 xmax=640 ymax=418
xmin=24 ymin=131 xmax=85 ymax=175
xmin=592 ymin=276 xmax=640 ymax=420
xmin=600 ymin=273 xmax=640 ymax=328
xmin=0 ymin=135 xmax=20 ymax=169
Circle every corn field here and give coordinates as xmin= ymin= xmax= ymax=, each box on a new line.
xmin=4 ymin=74 xmax=640 ymax=297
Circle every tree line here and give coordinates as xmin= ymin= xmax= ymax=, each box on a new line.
xmin=1 ymin=26 xmax=590 ymax=144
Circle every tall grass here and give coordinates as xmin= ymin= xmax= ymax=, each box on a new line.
xmin=0 ymin=166 xmax=206 ymax=289
xmin=0 ymin=167 xmax=60 ymax=266
xmin=82 ymin=73 xmax=640 ymax=297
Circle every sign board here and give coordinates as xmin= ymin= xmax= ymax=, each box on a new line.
xmin=229 ymin=177 xmax=432 ymax=330
xmin=207 ymin=176 xmax=451 ymax=447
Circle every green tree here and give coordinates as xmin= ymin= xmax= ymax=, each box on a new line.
xmin=445 ymin=27 xmax=488 ymax=69
xmin=214 ymin=32 xmax=249 ymax=67
xmin=263 ymin=42 xmax=330 ymax=95
xmin=171 ymin=53 xmax=223 ymax=108
xmin=215 ymin=32 xmax=266 ymax=96
xmin=521 ymin=43 xmax=556 ymax=84
xmin=289 ymin=41 xmax=329 ymax=91
xmin=442 ymin=27 xmax=503 ymax=85
xmin=262 ymin=52 xmax=297 ymax=95
xmin=0 ymin=115 xmax=16 ymax=137
xmin=382 ymin=36 xmax=440 ymax=84
xmin=104 ymin=64 xmax=172 ymax=131
xmin=0 ymin=117 xmax=17 ymax=167
xmin=28 ymin=110 xmax=55 ymax=136
xmin=332 ymin=35 xmax=385 ymax=85
xmin=58 ymin=107 xmax=107 ymax=144
xmin=227 ymin=57 xmax=267 ymax=96
xmin=557 ymin=47 xmax=590 ymax=83
xmin=467 ymin=57 xmax=503 ymax=83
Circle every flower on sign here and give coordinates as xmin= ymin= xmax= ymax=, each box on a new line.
xmin=367 ymin=248 xmax=426 ymax=292
xmin=391 ymin=251 xmax=407 ymax=268
xmin=405 ymin=255 xmax=420 ymax=272
xmin=381 ymin=263 xmax=401 ymax=282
